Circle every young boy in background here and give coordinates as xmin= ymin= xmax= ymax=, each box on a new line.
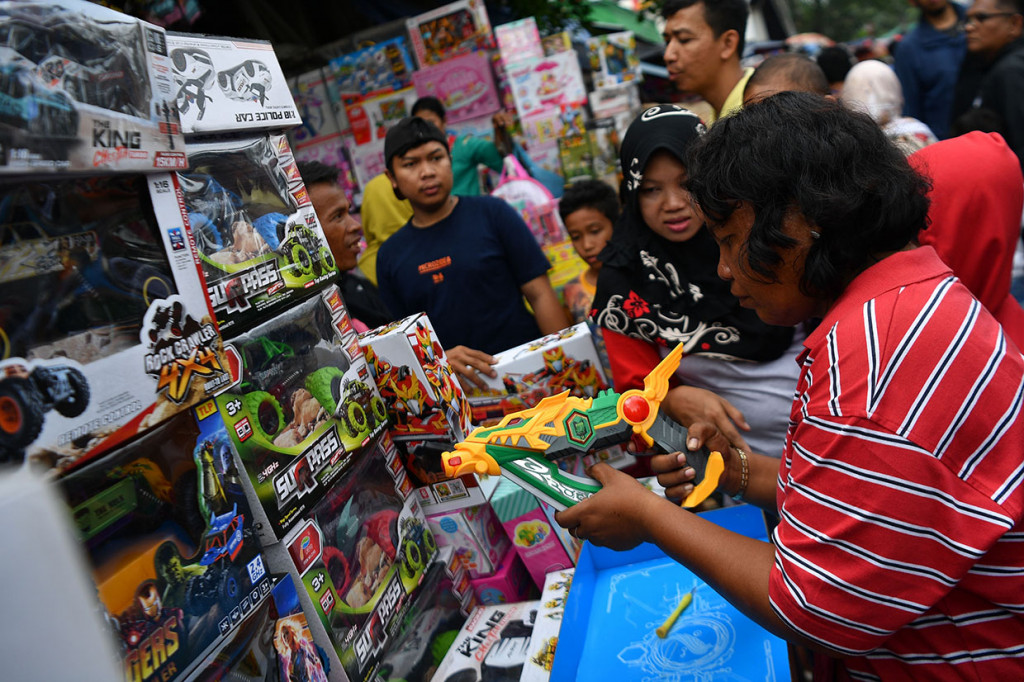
xmin=558 ymin=179 xmax=619 ymax=379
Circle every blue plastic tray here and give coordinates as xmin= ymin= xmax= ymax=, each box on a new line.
xmin=551 ymin=504 xmax=790 ymax=681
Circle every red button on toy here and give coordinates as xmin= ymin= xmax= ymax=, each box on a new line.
xmin=623 ymin=395 xmax=650 ymax=422
xmin=448 ymin=456 xmax=461 ymax=466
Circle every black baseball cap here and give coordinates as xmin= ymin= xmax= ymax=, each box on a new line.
xmin=384 ymin=116 xmax=449 ymax=170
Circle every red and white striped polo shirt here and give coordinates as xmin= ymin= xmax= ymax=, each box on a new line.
xmin=769 ymin=247 xmax=1024 ymax=681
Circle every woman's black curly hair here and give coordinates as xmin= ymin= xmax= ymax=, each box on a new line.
xmin=685 ymin=91 xmax=931 ymax=302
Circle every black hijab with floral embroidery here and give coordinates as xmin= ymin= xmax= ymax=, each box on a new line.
xmin=589 ymin=104 xmax=794 ymax=360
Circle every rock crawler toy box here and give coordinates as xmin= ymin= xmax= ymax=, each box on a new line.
xmin=264 ymin=433 xmax=439 ymax=682
xmin=0 ymin=172 xmax=231 ymax=472
xmin=166 ymin=32 xmax=299 ymax=136
xmin=216 ymin=284 xmax=387 ymax=544
xmin=58 ymin=404 xmax=272 ymax=682
xmin=176 ymin=132 xmax=338 ymax=335
xmin=464 ymin=323 xmax=610 ymax=427
xmin=0 ymin=0 xmax=187 ymax=174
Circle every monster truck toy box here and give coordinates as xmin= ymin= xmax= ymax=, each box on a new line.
xmin=0 ymin=172 xmax=231 ymax=473
xmin=176 ymin=132 xmax=338 ymax=335
xmin=166 ymin=32 xmax=299 ymax=136
xmin=58 ymin=404 xmax=273 ymax=682
xmin=263 ymin=432 xmax=439 ymax=682
xmin=359 ymin=312 xmax=473 ymax=442
xmin=0 ymin=0 xmax=187 ymax=174
xmin=215 ymin=284 xmax=388 ymax=545
xmin=463 ymin=323 xmax=610 ymax=426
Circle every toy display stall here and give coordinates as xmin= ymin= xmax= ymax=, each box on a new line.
xmin=405 ymin=0 xmax=495 ymax=69
xmin=166 ymin=33 xmax=300 ymax=136
xmin=263 ymin=432 xmax=439 ymax=682
xmin=551 ymin=504 xmax=792 ymax=681
xmin=431 ymin=598 xmax=541 ymax=682
xmin=58 ymin=403 xmax=273 ymax=682
xmin=176 ymin=132 xmax=338 ymax=334
xmin=463 ymin=323 xmax=609 ymax=427
xmin=0 ymin=0 xmax=187 ymax=174
xmin=521 ymin=568 xmax=574 ymax=682
xmin=489 ymin=479 xmax=577 ymax=590
xmin=186 ymin=573 xmax=334 ymax=682
xmin=215 ymin=284 xmax=387 ymax=545
xmin=425 ymin=499 xmax=511 ymax=579
xmin=373 ymin=547 xmax=475 ymax=682
xmin=0 ymin=172 xmax=231 ymax=473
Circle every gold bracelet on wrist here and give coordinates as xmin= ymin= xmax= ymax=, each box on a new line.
xmin=730 ymin=447 xmax=749 ymax=501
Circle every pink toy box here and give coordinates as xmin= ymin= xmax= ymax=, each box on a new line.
xmin=412 ymin=51 xmax=500 ymax=125
xmin=425 ymin=500 xmax=510 ymax=578
xmin=469 ymin=544 xmax=536 ymax=605
xmin=489 ymin=479 xmax=576 ymax=589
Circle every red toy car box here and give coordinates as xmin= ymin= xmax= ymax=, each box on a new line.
xmin=215 ymin=284 xmax=387 ymax=544
xmin=58 ymin=403 xmax=272 ymax=682
xmin=0 ymin=172 xmax=230 ymax=472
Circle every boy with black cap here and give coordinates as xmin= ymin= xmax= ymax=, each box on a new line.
xmin=376 ymin=116 xmax=568 ymax=387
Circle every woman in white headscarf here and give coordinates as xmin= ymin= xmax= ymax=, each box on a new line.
xmin=842 ymin=59 xmax=938 ymax=155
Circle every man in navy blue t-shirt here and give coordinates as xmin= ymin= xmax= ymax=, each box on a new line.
xmin=377 ymin=116 xmax=568 ymax=387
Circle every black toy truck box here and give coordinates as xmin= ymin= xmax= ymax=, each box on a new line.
xmin=0 ymin=172 xmax=230 ymax=472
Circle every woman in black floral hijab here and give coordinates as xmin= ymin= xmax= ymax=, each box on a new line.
xmin=591 ymin=104 xmax=801 ymax=457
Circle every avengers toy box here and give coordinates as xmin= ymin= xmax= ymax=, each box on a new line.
xmin=431 ymin=599 xmax=541 ymax=682
xmin=374 ymin=547 xmax=474 ymax=682
xmin=359 ymin=312 xmax=473 ymax=443
xmin=0 ymin=173 xmax=230 ymax=472
xmin=521 ymin=568 xmax=574 ymax=682
xmin=166 ymin=33 xmax=299 ymax=136
xmin=0 ymin=0 xmax=186 ymax=174
xmin=216 ymin=285 xmax=387 ymax=544
xmin=177 ymin=132 xmax=338 ymax=334
xmin=425 ymin=500 xmax=510 ymax=579
xmin=58 ymin=404 xmax=272 ymax=682
xmin=264 ymin=432 xmax=439 ymax=682
xmin=464 ymin=323 xmax=609 ymax=425
xmin=187 ymin=573 xmax=335 ymax=682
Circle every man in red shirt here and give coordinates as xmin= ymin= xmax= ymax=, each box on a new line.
xmin=556 ymin=93 xmax=1024 ymax=679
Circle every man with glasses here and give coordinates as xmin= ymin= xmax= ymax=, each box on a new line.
xmin=952 ymin=0 xmax=1024 ymax=168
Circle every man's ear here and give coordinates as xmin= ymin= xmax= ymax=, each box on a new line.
xmin=717 ymin=29 xmax=741 ymax=62
xmin=385 ymin=169 xmax=405 ymax=201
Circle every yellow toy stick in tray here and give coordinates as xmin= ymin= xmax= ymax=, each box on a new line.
xmin=656 ymin=588 xmax=695 ymax=638
xmin=441 ymin=343 xmax=725 ymax=511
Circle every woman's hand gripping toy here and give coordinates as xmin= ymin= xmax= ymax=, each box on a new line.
xmin=441 ymin=344 xmax=724 ymax=511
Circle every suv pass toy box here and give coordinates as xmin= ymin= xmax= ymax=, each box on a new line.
xmin=176 ymin=132 xmax=337 ymax=334
xmin=0 ymin=172 xmax=230 ymax=472
xmin=58 ymin=404 xmax=272 ymax=682
xmin=0 ymin=0 xmax=186 ymax=174
xmin=216 ymin=284 xmax=387 ymax=544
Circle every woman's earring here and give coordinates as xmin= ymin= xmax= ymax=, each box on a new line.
xmin=809 ymin=230 xmax=821 ymax=240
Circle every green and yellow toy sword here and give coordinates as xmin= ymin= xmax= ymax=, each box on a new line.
xmin=442 ymin=344 xmax=725 ymax=511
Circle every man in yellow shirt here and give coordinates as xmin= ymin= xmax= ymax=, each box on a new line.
xmin=357 ymin=172 xmax=412 ymax=285
xmin=661 ymin=0 xmax=752 ymax=123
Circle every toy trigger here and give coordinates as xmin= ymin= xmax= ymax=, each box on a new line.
xmin=682 ymin=451 xmax=724 ymax=508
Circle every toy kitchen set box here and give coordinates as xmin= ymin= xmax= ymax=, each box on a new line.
xmin=0 ymin=172 xmax=230 ymax=473
xmin=166 ymin=32 xmax=300 ymax=135
xmin=58 ymin=404 xmax=273 ymax=682
xmin=214 ymin=284 xmax=388 ymax=544
xmin=176 ymin=132 xmax=338 ymax=335
xmin=263 ymin=431 xmax=439 ymax=682
xmin=0 ymin=0 xmax=187 ymax=174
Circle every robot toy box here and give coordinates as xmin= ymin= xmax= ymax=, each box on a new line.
xmin=58 ymin=404 xmax=273 ymax=682
xmin=166 ymin=32 xmax=299 ymax=136
xmin=359 ymin=313 xmax=473 ymax=443
xmin=0 ymin=0 xmax=187 ymax=174
xmin=177 ymin=132 xmax=338 ymax=335
xmin=431 ymin=599 xmax=541 ymax=682
xmin=0 ymin=172 xmax=231 ymax=472
xmin=464 ymin=323 xmax=609 ymax=426
xmin=187 ymin=573 xmax=334 ymax=682
xmin=215 ymin=284 xmax=387 ymax=544
xmin=264 ymin=432 xmax=439 ymax=682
